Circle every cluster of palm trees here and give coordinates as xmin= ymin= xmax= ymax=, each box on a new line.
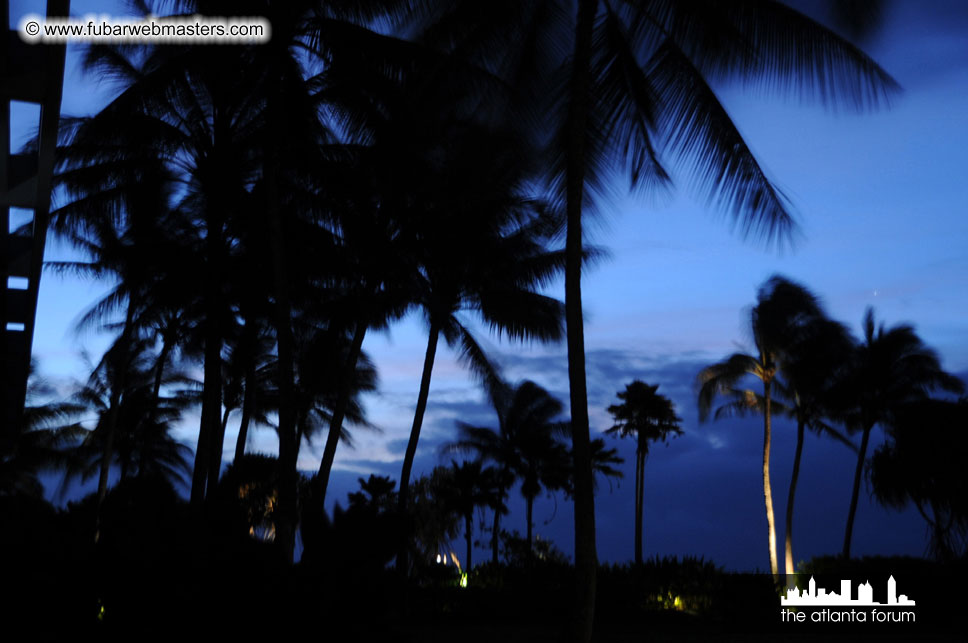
xmin=446 ymin=379 xmax=622 ymax=567
xmin=697 ymin=275 xmax=963 ymax=584
xmin=8 ymin=0 xmax=905 ymax=637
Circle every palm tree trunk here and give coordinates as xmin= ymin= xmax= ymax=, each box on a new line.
xmin=234 ymin=367 xmax=255 ymax=464
xmin=398 ymin=321 xmax=440 ymax=572
xmin=95 ymin=301 xmax=136 ymax=541
xmin=191 ymin=202 xmax=225 ymax=512
xmin=265 ymin=99 xmax=298 ymax=565
xmin=207 ymin=406 xmax=231 ymax=494
xmin=526 ymin=495 xmax=534 ymax=560
xmin=492 ymin=508 xmax=501 ymax=564
xmin=233 ymin=312 xmax=258 ymax=464
xmin=316 ymin=320 xmax=367 ymax=505
xmin=762 ymin=381 xmax=779 ymax=582
xmin=465 ymin=512 xmax=473 ymax=572
xmin=149 ymin=332 xmax=173 ymax=417
xmin=634 ymin=449 xmax=644 ymax=565
xmin=784 ymin=416 xmax=805 ymax=586
xmin=565 ymin=1 xmax=599 ymax=640
xmin=190 ymin=305 xmax=221 ymax=510
xmin=843 ymin=423 xmax=872 ymax=558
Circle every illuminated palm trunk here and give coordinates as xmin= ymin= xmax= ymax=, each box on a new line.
xmin=784 ymin=416 xmax=805 ymax=586
xmin=762 ymin=380 xmax=779 ymax=582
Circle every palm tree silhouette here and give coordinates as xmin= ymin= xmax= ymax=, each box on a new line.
xmin=835 ymin=308 xmax=963 ymax=558
xmin=698 ymin=276 xmax=832 ymax=581
xmin=289 ymin=325 xmax=379 ymax=463
xmin=447 ymin=380 xmax=571 ymax=560
xmin=61 ymin=341 xmax=194 ymax=493
xmin=46 ymin=146 xmax=187 ymax=533
xmin=439 ymin=460 xmax=506 ymax=572
xmin=605 ymin=380 xmax=682 ymax=565
xmin=772 ymin=315 xmax=855 ymax=582
xmin=869 ymin=397 xmax=968 ymax=560
xmin=386 ymin=119 xmax=566 ymax=566
xmin=419 ymin=4 xmax=898 ymax=633
xmin=50 ymin=35 xmax=266 ymax=514
xmin=0 ymin=363 xmax=82 ymax=498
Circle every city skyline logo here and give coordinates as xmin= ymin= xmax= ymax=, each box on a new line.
xmin=782 ymin=575 xmax=916 ymax=607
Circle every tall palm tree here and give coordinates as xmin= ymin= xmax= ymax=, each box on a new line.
xmin=697 ymin=276 xmax=829 ymax=581
xmin=835 ymin=308 xmax=963 ymax=558
xmin=47 ymin=140 xmax=189 ymax=533
xmin=419 ymin=4 xmax=898 ymax=634
xmin=605 ymin=380 xmax=682 ymax=565
xmin=389 ymin=122 xmax=567 ymax=553
xmin=51 ymin=35 xmax=266 ymax=515
xmin=772 ymin=316 xmax=855 ymax=581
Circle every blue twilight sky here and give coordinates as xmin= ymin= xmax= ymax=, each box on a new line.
xmin=12 ymin=1 xmax=968 ymax=571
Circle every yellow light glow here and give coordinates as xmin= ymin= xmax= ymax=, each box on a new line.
xmin=460 ymin=573 xmax=468 ymax=588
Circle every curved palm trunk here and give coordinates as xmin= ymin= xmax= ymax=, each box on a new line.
xmin=784 ymin=416 xmax=805 ymax=586
xmin=762 ymin=381 xmax=779 ymax=583
xmin=316 ymin=321 xmax=367 ymax=505
xmin=565 ymin=1 xmax=599 ymax=640
xmin=397 ymin=321 xmax=440 ymax=573
xmin=634 ymin=449 xmax=644 ymax=565
xmin=95 ymin=302 xmax=136 ymax=541
xmin=207 ymin=406 xmax=231 ymax=494
xmin=233 ymin=363 xmax=255 ymax=464
xmin=149 ymin=332 xmax=174 ymax=418
xmin=842 ymin=423 xmax=872 ymax=558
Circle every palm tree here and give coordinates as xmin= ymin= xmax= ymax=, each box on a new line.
xmin=869 ymin=397 xmax=968 ymax=561
xmin=419 ymin=4 xmax=898 ymax=634
xmin=835 ymin=308 xmax=963 ymax=558
xmin=440 ymin=460 xmax=506 ymax=571
xmin=586 ymin=437 xmax=624 ymax=492
xmin=51 ymin=36 xmax=265 ymax=514
xmin=389 ymin=121 xmax=566 ymax=554
xmin=772 ymin=316 xmax=855 ymax=581
xmin=46 ymin=140 xmax=190 ymax=534
xmin=605 ymin=380 xmax=682 ymax=565
xmin=0 ymin=363 xmax=82 ymax=498
xmin=697 ymin=276 xmax=830 ymax=581
xmin=447 ymin=380 xmax=571 ymax=560
xmin=288 ymin=325 xmax=379 ymax=462
xmin=60 ymin=340 xmax=194 ymax=493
